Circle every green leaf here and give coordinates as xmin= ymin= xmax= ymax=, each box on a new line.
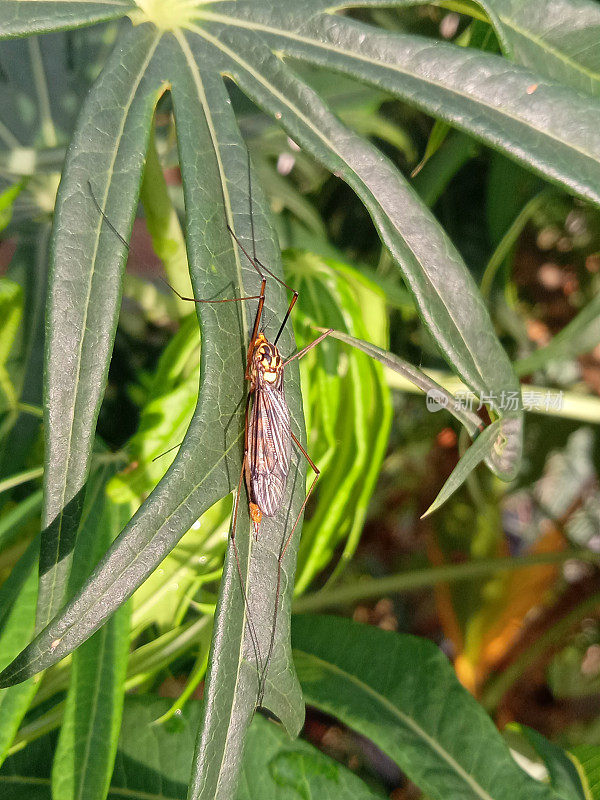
xmin=320 ymin=328 xmax=521 ymax=507
xmin=569 ymin=745 xmax=600 ymax=800
xmin=36 ymin=22 xmax=165 ymax=631
xmin=479 ymin=0 xmax=600 ymax=95
xmin=0 ymin=542 xmax=39 ymax=766
xmin=0 ymin=497 xmax=42 ymax=587
xmin=193 ymin=6 xmax=600 ymax=209
xmin=322 ymin=329 xmax=484 ymax=437
xmin=187 ymin=23 xmax=521 ymax=424
xmin=284 ymin=253 xmax=393 ymax=592
xmin=0 ymin=279 xmax=23 ymax=370
xmin=140 ymin=128 xmax=193 ymax=315
xmin=292 ymin=615 xmax=560 ymax=800
xmin=167 ymin=52 xmax=305 ymax=799
xmin=51 ymin=474 xmax=131 ymax=800
xmin=0 ymin=182 xmax=24 ymax=231
xmin=107 ymin=314 xmax=201 ymax=508
xmin=511 ymin=724 xmax=586 ymax=800
xmin=0 ymin=28 xmax=307 ymax=800
xmin=0 ymin=2 xmax=134 ymax=39
xmin=423 ymin=419 xmax=509 ymax=517
xmin=0 ymin=695 xmax=385 ymax=799
xmin=412 ymin=129 xmax=480 ymax=208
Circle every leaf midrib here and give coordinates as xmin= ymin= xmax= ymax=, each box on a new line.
xmin=294 ymin=648 xmax=496 ymax=800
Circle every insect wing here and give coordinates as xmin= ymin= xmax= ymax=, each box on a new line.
xmin=248 ymin=381 xmax=291 ymax=517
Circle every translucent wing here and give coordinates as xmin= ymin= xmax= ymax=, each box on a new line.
xmin=248 ymin=382 xmax=292 ymax=517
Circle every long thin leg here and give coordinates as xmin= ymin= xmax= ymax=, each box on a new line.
xmin=283 ymin=329 xmax=333 ymax=367
xmin=161 ymin=277 xmax=263 ymax=306
xmin=257 ymin=431 xmax=320 ymax=706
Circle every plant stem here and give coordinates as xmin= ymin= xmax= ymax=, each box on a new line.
xmin=292 ymin=550 xmax=600 ymax=613
xmin=0 ymin=466 xmax=43 ymax=495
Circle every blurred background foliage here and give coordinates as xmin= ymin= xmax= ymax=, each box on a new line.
xmin=1 ymin=3 xmax=600 ymax=797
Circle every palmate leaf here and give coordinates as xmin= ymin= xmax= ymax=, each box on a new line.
xmin=2 ymin=1 xmax=599 ymax=797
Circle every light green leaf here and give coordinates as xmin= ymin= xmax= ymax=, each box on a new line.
xmin=0 ymin=279 xmax=23 ymax=370
xmin=284 ymin=252 xmax=392 ymax=592
xmin=0 ymin=542 xmax=38 ymax=766
xmin=0 ymin=182 xmax=24 ymax=231
xmin=293 ymin=615 xmax=560 ymax=800
xmin=569 ymin=745 xmax=600 ymax=800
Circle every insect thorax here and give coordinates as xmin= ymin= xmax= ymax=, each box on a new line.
xmin=250 ymin=332 xmax=284 ymax=390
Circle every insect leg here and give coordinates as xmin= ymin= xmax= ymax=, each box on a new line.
xmin=161 ymin=277 xmax=263 ymax=306
xmin=283 ymin=328 xmax=333 ymax=367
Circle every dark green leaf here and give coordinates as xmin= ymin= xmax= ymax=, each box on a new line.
xmin=37 ymin=22 xmax=164 ymax=630
xmin=0 ymin=2 xmax=133 ymax=39
xmin=188 ymin=24 xmax=520 ymax=425
xmin=194 ymin=5 xmax=600 ymax=209
xmin=480 ymin=0 xmax=600 ymax=95
xmin=167 ymin=47 xmax=304 ymax=799
xmin=51 ymin=475 xmax=131 ymax=800
xmin=293 ymin=615 xmax=559 ymax=800
xmin=513 ymin=724 xmax=586 ymax=800
xmin=322 ymin=329 xmax=483 ymax=436
xmin=0 ymin=28 xmax=307 ymax=800
xmin=0 ymin=495 xmax=42 ymax=554
xmin=0 ymin=695 xmax=385 ymax=799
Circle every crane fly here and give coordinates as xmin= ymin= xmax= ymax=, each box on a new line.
xmin=89 ymin=168 xmax=332 ymax=707
xmin=168 ymin=209 xmax=331 ymax=707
